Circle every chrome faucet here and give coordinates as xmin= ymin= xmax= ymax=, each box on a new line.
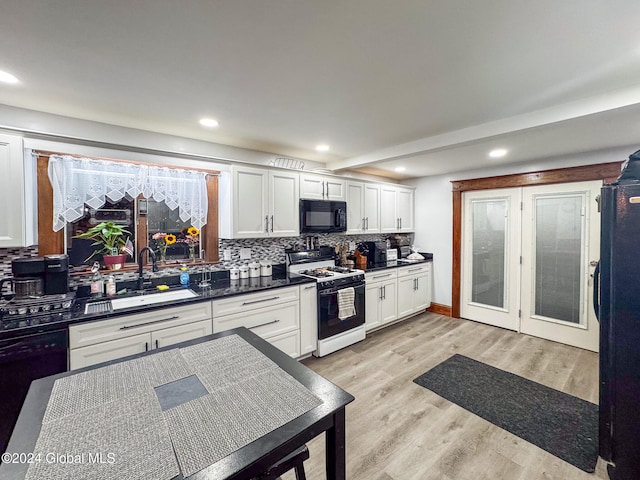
xmin=137 ymin=247 xmax=158 ymax=291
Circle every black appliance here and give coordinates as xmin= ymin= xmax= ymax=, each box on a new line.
xmin=363 ymin=241 xmax=387 ymax=267
xmin=0 ymin=328 xmax=68 ymax=453
xmin=44 ymin=254 xmax=69 ymax=295
xmin=299 ymin=199 xmax=347 ymax=233
xmin=317 ymin=276 xmax=365 ymax=339
xmin=596 ymin=149 xmax=640 ymax=480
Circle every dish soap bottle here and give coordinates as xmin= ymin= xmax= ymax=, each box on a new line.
xmin=179 ymin=265 xmax=190 ymax=288
xmin=105 ymin=275 xmax=116 ymax=296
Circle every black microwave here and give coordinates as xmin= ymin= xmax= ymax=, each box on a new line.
xmin=300 ymin=199 xmax=347 ymax=233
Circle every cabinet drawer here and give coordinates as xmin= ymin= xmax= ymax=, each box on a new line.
xmin=266 ymin=330 xmax=301 ymax=358
xmin=397 ymin=263 xmax=431 ymax=278
xmin=151 ymin=319 xmax=213 ymax=350
xmin=70 ymin=302 xmax=213 ymax=349
xmin=70 ymin=332 xmax=150 ymax=370
xmin=213 ymin=301 xmax=299 ymax=339
xmin=211 ymin=286 xmax=299 ymax=317
xmin=365 ymin=269 xmax=397 ymax=283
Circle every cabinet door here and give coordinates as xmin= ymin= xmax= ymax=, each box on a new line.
xmin=380 ymin=186 xmax=398 ymax=233
xmin=266 ymin=330 xmax=301 ymax=358
xmin=414 ymin=272 xmax=431 ymax=311
xmin=397 ymin=275 xmax=416 ymax=318
xmin=325 ymin=177 xmax=346 ymax=201
xmin=269 ymin=170 xmax=299 ymax=237
xmin=346 ymin=181 xmax=365 ymax=234
xmin=70 ymin=333 xmax=150 ymax=370
xmin=380 ymin=279 xmax=398 ymax=325
xmin=397 ymin=187 xmax=415 ymax=232
xmin=365 ymin=282 xmax=382 ymax=332
xmin=0 ymin=134 xmax=26 ymax=247
xmin=299 ymin=173 xmax=326 ymax=200
xmin=233 ymin=166 xmax=269 ymax=238
xmin=299 ymin=284 xmax=318 ymax=355
xmin=363 ymin=184 xmax=381 ymax=233
xmin=151 ymin=319 xmax=212 ymax=350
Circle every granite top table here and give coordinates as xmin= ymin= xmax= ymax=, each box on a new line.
xmin=0 ymin=327 xmax=354 ymax=480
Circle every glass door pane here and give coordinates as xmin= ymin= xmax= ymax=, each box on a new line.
xmin=471 ymin=200 xmax=507 ymax=309
xmin=533 ymin=194 xmax=584 ymax=324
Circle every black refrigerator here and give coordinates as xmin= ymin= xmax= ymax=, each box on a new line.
xmin=597 ymin=149 xmax=640 ymax=480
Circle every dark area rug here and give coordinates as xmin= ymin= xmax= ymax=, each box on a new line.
xmin=413 ymin=354 xmax=598 ymax=472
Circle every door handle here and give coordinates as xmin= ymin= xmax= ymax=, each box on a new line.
xmin=366 ymin=217 xmax=369 ymax=230
xmin=270 ymin=215 xmax=274 ymax=232
xmin=379 ymin=286 xmax=383 ymax=300
xmin=145 ymin=342 xmax=149 ymax=352
xmin=400 ymin=218 xmax=402 ymax=229
xmin=155 ymin=339 xmax=159 ymax=349
xmin=322 ymin=181 xmax=326 ymax=197
xmin=593 ymin=260 xmax=600 ymax=321
xmin=362 ymin=218 xmax=366 ymax=231
xmin=382 ymin=285 xmax=386 ymax=300
xmin=265 ymin=215 xmax=269 ymax=233
xmin=590 ymin=260 xmax=598 ymax=267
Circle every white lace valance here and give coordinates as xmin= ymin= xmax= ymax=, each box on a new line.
xmin=47 ymin=155 xmax=209 ymax=232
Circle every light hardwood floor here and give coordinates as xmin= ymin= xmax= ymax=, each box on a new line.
xmin=283 ymin=312 xmax=608 ymax=480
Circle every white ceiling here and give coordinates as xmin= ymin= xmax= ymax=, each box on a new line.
xmin=1 ymin=1 xmax=640 ymax=178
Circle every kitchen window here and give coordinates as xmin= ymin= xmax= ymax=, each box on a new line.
xmin=35 ymin=152 xmax=219 ymax=266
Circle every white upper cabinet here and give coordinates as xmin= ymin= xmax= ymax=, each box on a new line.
xmin=346 ymin=181 xmax=380 ymax=234
xmin=379 ymin=185 xmax=415 ymax=233
xmin=299 ymin=173 xmax=346 ymax=201
xmin=0 ymin=134 xmax=36 ymax=247
xmin=219 ymin=166 xmax=299 ymax=238
xmin=380 ymin=185 xmax=399 ymax=233
xmin=397 ymin=186 xmax=414 ymax=232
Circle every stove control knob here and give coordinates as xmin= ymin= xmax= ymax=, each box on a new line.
xmin=328 ymin=280 xmax=335 ymax=287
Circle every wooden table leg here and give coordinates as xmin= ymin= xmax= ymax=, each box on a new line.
xmin=325 ymin=407 xmax=346 ymax=480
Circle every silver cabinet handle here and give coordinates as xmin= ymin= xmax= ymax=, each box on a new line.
xmin=408 ymin=267 xmax=423 ymax=273
xmin=366 ymin=217 xmax=369 ymax=230
xmin=415 ymin=278 xmax=419 ymax=290
xmin=241 ymin=296 xmax=280 ymax=306
xmin=155 ymin=339 xmax=159 ymax=349
xmin=373 ymin=273 xmax=392 ymax=279
xmin=248 ymin=319 xmax=280 ymax=330
xmin=145 ymin=342 xmax=149 ymax=352
xmin=322 ymin=180 xmax=326 ymax=197
xmin=400 ymin=218 xmax=402 ymax=229
xmin=265 ymin=215 xmax=269 ymax=233
xmin=120 ymin=315 xmax=180 ymax=330
xmin=304 ymin=285 xmax=316 ymax=290
xmin=382 ymin=285 xmax=386 ymax=300
xmin=362 ymin=218 xmax=366 ymax=231
xmin=270 ymin=215 xmax=274 ymax=232
xmin=379 ymin=286 xmax=383 ymax=300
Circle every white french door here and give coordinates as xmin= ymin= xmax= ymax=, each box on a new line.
xmin=461 ymin=181 xmax=601 ymax=352
xmin=460 ymin=188 xmax=521 ymax=331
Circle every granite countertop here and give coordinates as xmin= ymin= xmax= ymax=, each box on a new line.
xmin=362 ymin=254 xmax=433 ymax=273
xmin=0 ymin=271 xmax=315 ymax=339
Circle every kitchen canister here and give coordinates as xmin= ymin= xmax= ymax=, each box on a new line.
xmin=239 ymin=265 xmax=249 ymax=279
xmin=248 ymin=262 xmax=261 ymax=278
xmin=229 ymin=268 xmax=240 ymax=280
xmin=260 ymin=260 xmax=272 ymax=276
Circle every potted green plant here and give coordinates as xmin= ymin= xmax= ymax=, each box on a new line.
xmin=74 ymin=221 xmax=131 ymax=269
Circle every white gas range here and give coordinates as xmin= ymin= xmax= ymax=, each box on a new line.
xmin=287 ymin=250 xmax=366 ymax=357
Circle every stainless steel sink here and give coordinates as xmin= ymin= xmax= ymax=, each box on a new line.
xmin=110 ymin=288 xmax=199 ymax=311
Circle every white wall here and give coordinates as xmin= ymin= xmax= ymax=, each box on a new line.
xmin=405 ymin=146 xmax=634 ymax=307
xmin=0 ymin=104 xmax=325 ymax=170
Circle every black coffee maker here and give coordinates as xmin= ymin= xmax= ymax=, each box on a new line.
xmin=363 ymin=241 xmax=388 ymax=267
xmin=44 ymin=254 xmax=69 ymax=295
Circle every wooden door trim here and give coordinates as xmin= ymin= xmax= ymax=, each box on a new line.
xmin=451 ymin=161 xmax=622 ymax=319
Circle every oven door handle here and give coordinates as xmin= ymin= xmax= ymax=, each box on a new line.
xmin=318 ymin=283 xmax=365 ymax=296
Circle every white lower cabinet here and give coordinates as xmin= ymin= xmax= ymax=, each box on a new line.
xmin=212 ymin=286 xmax=302 ymax=358
xmin=69 ymin=302 xmax=213 ymax=370
xmin=299 ymin=284 xmax=318 ymax=356
xmin=397 ymin=264 xmax=432 ymax=319
xmin=365 ymin=270 xmax=397 ymax=332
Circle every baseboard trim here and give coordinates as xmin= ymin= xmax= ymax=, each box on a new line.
xmin=427 ymin=303 xmax=452 ymax=317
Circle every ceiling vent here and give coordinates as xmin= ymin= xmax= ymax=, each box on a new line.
xmin=268 ymin=157 xmax=305 ymax=170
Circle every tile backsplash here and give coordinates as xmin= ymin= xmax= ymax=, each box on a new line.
xmin=0 ymin=232 xmax=413 ymax=291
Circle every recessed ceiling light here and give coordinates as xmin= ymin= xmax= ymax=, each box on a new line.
xmin=489 ymin=148 xmax=508 ymax=158
xmin=394 ymin=166 xmax=406 ymax=172
xmin=0 ymin=70 xmax=20 ymax=84
xmin=199 ymin=118 xmax=219 ymax=128
xmin=315 ymin=144 xmax=330 ymax=152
